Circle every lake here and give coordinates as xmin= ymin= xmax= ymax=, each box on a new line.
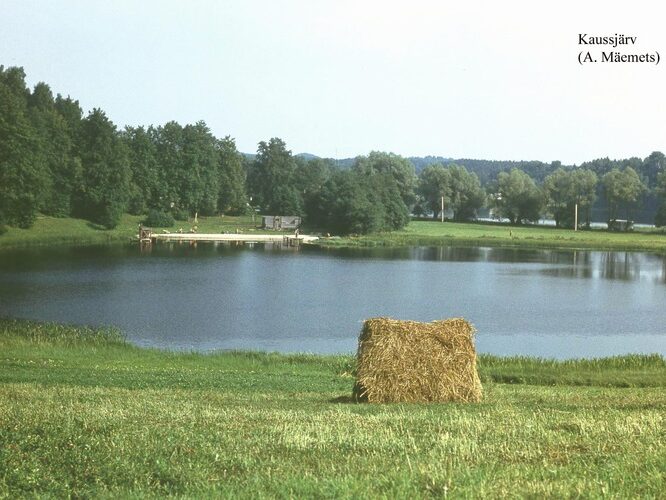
xmin=0 ymin=242 xmax=664 ymax=359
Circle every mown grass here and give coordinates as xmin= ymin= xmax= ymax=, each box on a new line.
xmin=321 ymin=220 xmax=666 ymax=253
xmin=0 ymin=214 xmax=265 ymax=249
xmin=1 ymin=318 xmax=664 ymax=498
xmin=2 ymin=215 xmax=666 ymax=254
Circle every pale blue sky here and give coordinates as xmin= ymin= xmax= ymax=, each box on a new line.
xmin=2 ymin=0 xmax=665 ymax=164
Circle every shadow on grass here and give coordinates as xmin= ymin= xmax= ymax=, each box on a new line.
xmin=86 ymin=221 xmax=108 ymax=231
xmin=328 ymin=395 xmax=360 ymax=404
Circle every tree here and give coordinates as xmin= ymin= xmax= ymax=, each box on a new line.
xmin=54 ymin=94 xmax=83 ymax=142
xmin=447 ymin=165 xmax=486 ymax=221
xmin=543 ymin=168 xmax=570 ymax=227
xmin=354 ymin=151 xmax=417 ymax=207
xmin=417 ymin=164 xmax=451 ymax=219
xmin=150 ymin=121 xmax=220 ymax=217
xmin=602 ymin=167 xmax=646 ymax=222
xmin=544 ymin=168 xmax=597 ymax=228
xmin=180 ymin=121 xmax=219 ymax=215
xmin=642 ymin=151 xmax=666 ymax=186
xmin=305 ymin=170 xmax=409 ymax=235
xmin=0 ymin=66 xmax=46 ymax=228
xmin=417 ymin=164 xmax=485 ymax=221
xmin=248 ymin=138 xmax=302 ymax=214
xmin=294 ymin=157 xmax=332 ymax=199
xmin=74 ymin=109 xmax=130 ymax=228
xmin=149 ymin=121 xmax=225 ymax=218
xmin=368 ymin=173 xmax=410 ymax=230
xmin=306 ymin=170 xmax=379 ymax=234
xmin=27 ymin=82 xmax=81 ymax=217
xmin=153 ymin=121 xmax=185 ymax=215
xmin=655 ymin=204 xmax=666 ymax=227
xmin=123 ymin=126 xmax=161 ymax=214
xmin=53 ymin=94 xmax=85 ymax=210
xmin=570 ymin=168 xmax=598 ymax=227
xmin=495 ymin=169 xmax=543 ymax=224
xmin=216 ymin=136 xmax=247 ymax=214
xmin=293 ymin=157 xmax=333 ymax=222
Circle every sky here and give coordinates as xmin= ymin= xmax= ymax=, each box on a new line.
xmin=2 ymin=0 xmax=665 ymax=164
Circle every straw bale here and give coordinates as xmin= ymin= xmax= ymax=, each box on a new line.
xmin=353 ymin=317 xmax=482 ymax=403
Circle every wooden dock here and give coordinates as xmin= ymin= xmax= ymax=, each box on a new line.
xmin=147 ymin=232 xmax=318 ymax=245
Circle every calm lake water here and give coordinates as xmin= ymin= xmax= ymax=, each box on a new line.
xmin=0 ymin=242 xmax=665 ymax=359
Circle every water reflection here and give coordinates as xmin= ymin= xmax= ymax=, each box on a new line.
xmin=319 ymin=245 xmax=665 ymax=284
xmin=601 ymin=252 xmax=638 ymax=281
xmin=1 ymin=242 xmax=665 ymax=283
xmin=535 ymin=252 xmax=594 ymax=280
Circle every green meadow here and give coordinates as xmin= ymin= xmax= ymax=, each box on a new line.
xmin=1 ymin=319 xmax=664 ymax=498
xmin=1 ymin=215 xmax=665 ymax=253
xmin=0 ymin=214 xmax=261 ymax=249
xmin=321 ymin=220 xmax=666 ymax=253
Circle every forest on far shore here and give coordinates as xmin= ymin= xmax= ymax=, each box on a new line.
xmin=1 ymin=65 xmax=665 ymax=235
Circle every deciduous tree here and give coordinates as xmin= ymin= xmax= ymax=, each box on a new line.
xmin=123 ymin=126 xmax=161 ymax=214
xmin=28 ymin=83 xmax=80 ymax=217
xmin=216 ymin=136 xmax=247 ymax=215
xmin=417 ymin=164 xmax=451 ymax=219
xmin=495 ymin=169 xmax=543 ymax=224
xmin=354 ymin=151 xmax=417 ymax=207
xmin=249 ymin=138 xmax=302 ymax=214
xmin=602 ymin=167 xmax=646 ymax=222
xmin=544 ymin=168 xmax=597 ymax=228
xmin=448 ymin=165 xmax=486 ymax=221
xmin=0 ymin=66 xmax=46 ymax=228
xmin=305 ymin=170 xmax=409 ymax=235
xmin=75 ymin=109 xmax=130 ymax=228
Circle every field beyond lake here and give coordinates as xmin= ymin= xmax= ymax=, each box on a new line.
xmin=1 ymin=214 xmax=665 ymax=253
xmin=1 ymin=319 xmax=664 ymax=498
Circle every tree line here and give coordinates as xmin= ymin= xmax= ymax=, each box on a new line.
xmin=1 ymin=65 xmax=665 ymax=235
xmin=0 ymin=66 xmax=248 ymax=230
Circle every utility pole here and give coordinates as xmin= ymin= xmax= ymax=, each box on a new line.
xmin=441 ymin=196 xmax=444 ymax=223
xmin=574 ymin=203 xmax=578 ymax=232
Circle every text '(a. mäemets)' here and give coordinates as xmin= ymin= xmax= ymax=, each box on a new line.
xmin=578 ymin=33 xmax=660 ymax=65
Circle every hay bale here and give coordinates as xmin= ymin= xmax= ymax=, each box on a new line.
xmin=353 ymin=317 xmax=482 ymax=403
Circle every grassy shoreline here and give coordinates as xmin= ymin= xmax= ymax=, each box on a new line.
xmin=318 ymin=220 xmax=666 ymax=253
xmin=0 ymin=213 xmax=266 ymax=249
xmin=1 ymin=214 xmax=665 ymax=253
xmin=1 ymin=318 xmax=664 ymax=497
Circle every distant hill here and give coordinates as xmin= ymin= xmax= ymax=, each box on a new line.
xmin=289 ymin=153 xmax=563 ymax=183
xmin=407 ymin=156 xmax=455 ymax=172
xmin=294 ymin=152 xmax=319 ymax=161
xmin=295 ymin=153 xmax=355 ymax=168
xmin=241 ymin=151 xmax=357 ymax=168
xmin=425 ymin=159 xmax=567 ymax=184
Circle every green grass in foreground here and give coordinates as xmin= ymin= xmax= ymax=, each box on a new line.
xmin=321 ymin=220 xmax=666 ymax=253
xmin=1 ymin=319 xmax=664 ymax=498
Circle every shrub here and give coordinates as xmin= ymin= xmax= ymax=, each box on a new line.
xmin=143 ymin=209 xmax=175 ymax=228
xmin=172 ymin=209 xmax=190 ymax=222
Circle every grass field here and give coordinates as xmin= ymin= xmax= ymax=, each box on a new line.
xmin=2 ymin=215 xmax=665 ymax=253
xmin=1 ymin=319 xmax=664 ymax=498
xmin=321 ymin=220 xmax=666 ymax=253
xmin=0 ymin=213 xmax=263 ymax=249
